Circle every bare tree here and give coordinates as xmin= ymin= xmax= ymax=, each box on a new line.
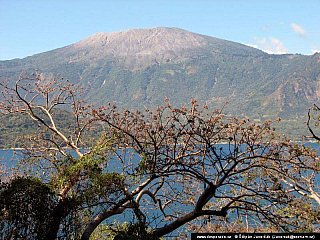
xmin=294 ymin=104 xmax=320 ymax=205
xmin=0 ymin=71 xmax=98 ymax=239
xmin=82 ymin=100 xmax=319 ymax=238
xmin=0 ymin=71 xmax=91 ymax=157
xmin=1 ymin=72 xmax=319 ymax=239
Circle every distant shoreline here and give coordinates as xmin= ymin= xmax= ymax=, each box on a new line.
xmin=0 ymin=140 xmax=318 ymax=152
xmin=0 ymin=148 xmax=25 ymax=151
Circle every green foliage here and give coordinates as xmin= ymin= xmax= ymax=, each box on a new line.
xmin=136 ymin=153 xmax=153 ymax=174
xmin=90 ymin=221 xmax=157 ymax=240
xmin=54 ymin=138 xmax=126 ymax=201
xmin=0 ymin=177 xmax=58 ymax=239
xmin=276 ymin=198 xmax=320 ymax=233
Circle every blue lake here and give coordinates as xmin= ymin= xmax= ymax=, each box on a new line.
xmin=1 ymin=143 xmax=319 ymax=237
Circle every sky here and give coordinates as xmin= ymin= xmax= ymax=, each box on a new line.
xmin=0 ymin=0 xmax=319 ymax=60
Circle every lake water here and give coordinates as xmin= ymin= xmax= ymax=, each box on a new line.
xmin=1 ymin=143 xmax=319 ymax=237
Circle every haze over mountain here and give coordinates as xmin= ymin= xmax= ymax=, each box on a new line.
xmin=1 ymin=27 xmax=320 ymax=138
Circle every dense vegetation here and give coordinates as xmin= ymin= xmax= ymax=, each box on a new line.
xmin=0 ymin=111 xmax=101 ymax=149
xmin=0 ymin=106 xmax=309 ymax=149
xmin=1 ymin=28 xmax=320 ymax=144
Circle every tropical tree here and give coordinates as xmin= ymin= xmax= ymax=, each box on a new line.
xmin=0 ymin=71 xmax=319 ymax=239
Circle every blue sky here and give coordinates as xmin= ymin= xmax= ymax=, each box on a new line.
xmin=0 ymin=0 xmax=319 ymax=60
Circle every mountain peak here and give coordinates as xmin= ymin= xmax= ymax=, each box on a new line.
xmin=1 ymin=27 xmax=318 ymax=141
xmin=72 ymin=27 xmax=208 ymax=57
xmin=66 ymin=27 xmax=263 ymax=65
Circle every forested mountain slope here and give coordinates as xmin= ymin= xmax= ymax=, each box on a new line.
xmin=1 ymin=27 xmax=320 ymax=141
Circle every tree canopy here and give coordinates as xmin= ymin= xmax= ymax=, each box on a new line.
xmin=0 ymin=71 xmax=319 ymax=239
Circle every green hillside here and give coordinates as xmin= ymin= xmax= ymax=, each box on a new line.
xmin=1 ymin=27 xmax=319 ymax=145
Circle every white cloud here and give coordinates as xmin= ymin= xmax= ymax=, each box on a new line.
xmin=269 ymin=37 xmax=287 ymax=53
xmin=290 ymin=23 xmax=307 ymax=37
xmin=311 ymin=45 xmax=320 ymax=54
xmin=244 ymin=43 xmax=259 ymax=49
xmin=253 ymin=37 xmax=288 ymax=54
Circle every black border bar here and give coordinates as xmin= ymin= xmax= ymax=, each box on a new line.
xmin=191 ymin=233 xmax=319 ymax=240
